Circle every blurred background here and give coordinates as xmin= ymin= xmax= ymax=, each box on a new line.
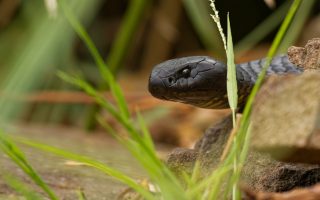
xmin=0 ymin=0 xmax=319 ymax=147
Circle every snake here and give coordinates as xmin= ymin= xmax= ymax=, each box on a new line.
xmin=148 ymin=55 xmax=303 ymax=109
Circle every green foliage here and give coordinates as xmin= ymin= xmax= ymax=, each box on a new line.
xmin=226 ymin=14 xmax=240 ymax=200
xmin=2 ymin=173 xmax=42 ymax=200
xmin=58 ymin=0 xmax=130 ymax=120
xmin=0 ymin=0 xmax=101 ymax=123
xmin=84 ymin=0 xmax=150 ymax=130
xmin=226 ymin=14 xmax=238 ymax=127
xmin=276 ymin=0 xmax=316 ymax=53
xmin=0 ymin=133 xmax=58 ymax=200
xmin=106 ymin=0 xmax=151 ymax=73
xmin=57 ymin=1 xmax=187 ymax=199
xmin=15 ymin=136 xmax=154 ymax=200
xmin=77 ymin=188 xmax=87 ymax=200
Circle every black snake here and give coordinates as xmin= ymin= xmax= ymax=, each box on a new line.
xmin=148 ymin=55 xmax=303 ymax=109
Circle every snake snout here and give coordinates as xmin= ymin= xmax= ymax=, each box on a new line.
xmin=148 ymin=75 xmax=167 ymax=99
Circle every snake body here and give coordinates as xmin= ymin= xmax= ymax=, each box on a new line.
xmin=148 ymin=55 xmax=303 ymax=109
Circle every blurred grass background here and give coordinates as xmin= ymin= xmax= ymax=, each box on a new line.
xmin=0 ymin=0 xmax=318 ymax=131
xmin=0 ymin=0 xmax=318 ymax=199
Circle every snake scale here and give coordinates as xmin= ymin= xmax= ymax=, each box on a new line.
xmin=148 ymin=55 xmax=303 ymax=109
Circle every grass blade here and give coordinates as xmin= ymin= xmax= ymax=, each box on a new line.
xmin=223 ymin=0 xmax=303 ymax=198
xmin=234 ymin=0 xmax=291 ymax=54
xmin=2 ymin=173 xmax=42 ymax=200
xmin=106 ymin=0 xmax=150 ymax=73
xmin=183 ymin=0 xmax=225 ymax=58
xmin=14 ymin=136 xmax=154 ymax=200
xmin=77 ymin=188 xmax=87 ymax=200
xmin=0 ymin=133 xmax=58 ymax=200
xmin=136 ymin=111 xmax=155 ymax=151
xmin=276 ymin=0 xmax=316 ymax=53
xmin=226 ymin=14 xmax=239 ymax=199
xmin=59 ymin=72 xmax=187 ymax=199
xmin=57 ymin=0 xmax=130 ymax=120
xmin=209 ymin=0 xmax=227 ymax=50
xmin=226 ymin=14 xmax=238 ymax=127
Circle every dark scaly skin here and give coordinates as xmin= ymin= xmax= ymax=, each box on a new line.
xmin=148 ymin=55 xmax=303 ymax=109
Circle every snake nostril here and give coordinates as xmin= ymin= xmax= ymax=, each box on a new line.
xmin=168 ymin=77 xmax=174 ymax=84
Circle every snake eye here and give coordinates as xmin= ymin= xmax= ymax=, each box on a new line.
xmin=181 ymin=68 xmax=190 ymax=77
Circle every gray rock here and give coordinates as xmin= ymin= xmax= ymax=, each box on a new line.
xmin=167 ymin=114 xmax=320 ymax=192
xmin=251 ymin=72 xmax=320 ymax=164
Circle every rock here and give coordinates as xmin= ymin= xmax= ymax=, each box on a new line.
xmin=251 ymin=72 xmax=320 ymax=164
xmin=167 ymin=114 xmax=320 ymax=192
xmin=288 ymin=38 xmax=320 ymax=71
xmin=194 ymin=115 xmax=233 ymax=166
xmin=167 ymin=148 xmax=198 ymax=175
xmin=167 ymin=115 xmax=233 ymax=173
xmin=243 ymin=183 xmax=320 ymax=200
xmin=253 ymin=163 xmax=320 ymax=192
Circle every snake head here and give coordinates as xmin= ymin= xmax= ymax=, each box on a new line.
xmin=148 ymin=56 xmax=229 ymax=109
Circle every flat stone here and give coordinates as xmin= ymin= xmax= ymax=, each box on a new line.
xmin=251 ymin=72 xmax=320 ymax=164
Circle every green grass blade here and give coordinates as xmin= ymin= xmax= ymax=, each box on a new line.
xmin=188 ymin=160 xmax=201 ymax=190
xmin=209 ymin=0 xmax=227 ymax=50
xmin=276 ymin=0 xmax=316 ymax=53
xmin=57 ymin=0 xmax=130 ymax=120
xmin=235 ymin=0 xmax=303 ymax=165
xmin=187 ymin=165 xmax=232 ymax=198
xmin=58 ymin=72 xmax=164 ymax=167
xmin=223 ymin=0 xmax=303 ymax=198
xmin=59 ymin=73 xmax=187 ymax=199
xmin=0 ymin=133 xmax=58 ymax=200
xmin=226 ymin=14 xmax=240 ymax=199
xmin=226 ymin=14 xmax=238 ymax=127
xmin=136 ymin=111 xmax=156 ymax=151
xmin=97 ymin=116 xmax=162 ymax=178
xmin=2 ymin=173 xmax=42 ymax=200
xmin=234 ymin=0 xmax=291 ymax=54
xmin=57 ymin=72 xmax=121 ymax=122
xmin=0 ymin=1 xmax=100 ymax=122
xmin=207 ymin=0 xmax=303 ymax=199
xmin=231 ymin=124 xmax=251 ymax=189
xmin=183 ymin=0 xmax=225 ymax=58
xmin=241 ymin=0 xmax=302 ymax=119
xmin=77 ymin=188 xmax=87 ymax=200
xmin=106 ymin=0 xmax=150 ymax=73
xmin=85 ymin=0 xmax=150 ymax=130
xmin=14 ymin=136 xmax=154 ymax=200
xmin=58 ymin=1 xmax=188 ymax=198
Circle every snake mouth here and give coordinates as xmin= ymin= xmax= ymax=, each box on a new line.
xmin=149 ymin=86 xmax=169 ymax=100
